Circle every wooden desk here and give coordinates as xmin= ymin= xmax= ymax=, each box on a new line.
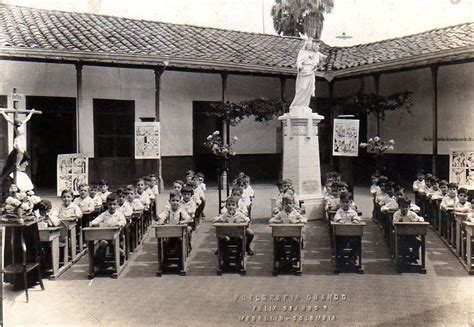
xmin=83 ymin=227 xmax=126 ymax=279
xmin=463 ymin=221 xmax=474 ymax=275
xmin=270 ymin=224 xmax=304 ymax=276
xmin=331 ymin=222 xmax=365 ymax=274
xmin=394 ymin=222 xmax=429 ymax=274
xmin=152 ymin=224 xmax=188 ymax=276
xmin=1 ymin=219 xmax=45 ymax=302
xmin=132 ymin=210 xmax=144 ymax=246
xmin=38 ymin=226 xmax=71 ymax=280
xmin=214 ymin=223 xmax=247 ymax=275
xmin=454 ymin=213 xmax=468 ymax=257
xmin=60 ymin=218 xmax=79 ymax=262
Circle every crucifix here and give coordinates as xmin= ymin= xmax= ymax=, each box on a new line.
xmin=0 ymin=88 xmax=42 ymax=184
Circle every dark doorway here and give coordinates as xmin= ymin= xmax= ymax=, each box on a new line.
xmin=27 ymin=96 xmax=76 ymax=189
xmin=93 ymin=99 xmax=135 ymax=186
xmin=193 ymin=101 xmax=223 ymax=183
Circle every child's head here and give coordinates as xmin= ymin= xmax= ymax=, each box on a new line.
xmin=243 ymin=175 xmax=250 ymax=187
xmin=237 ymin=171 xmax=245 ymax=179
xmin=143 ymin=175 xmax=152 ymax=188
xmin=78 ymin=183 xmax=89 ymax=199
xmin=338 ymin=182 xmax=348 ymax=194
xmin=106 ymin=193 xmax=119 ymax=213
xmin=149 ymin=174 xmax=157 ymax=185
xmin=37 ymin=199 xmax=52 ymax=215
xmin=99 ymin=179 xmax=109 ymax=193
xmin=457 ymin=187 xmax=468 ymax=204
xmin=185 ymin=170 xmax=195 ymax=183
xmin=136 ymin=178 xmax=145 ymax=192
xmin=61 ymin=189 xmax=73 ymax=206
xmin=395 ymin=189 xmax=405 ymax=200
xmin=181 ymin=185 xmax=194 ymax=202
xmin=276 ymin=181 xmax=283 ymax=193
xmin=169 ymin=191 xmax=181 ymax=211
xmin=89 ymin=182 xmax=98 ymax=197
xmin=431 ymin=178 xmax=439 ymax=191
xmin=116 ymin=188 xmax=126 ymax=205
xmin=397 ymin=196 xmax=411 ymax=215
xmin=439 ymin=180 xmax=448 ymax=195
xmin=370 ymin=174 xmax=379 ymax=185
xmin=281 ymin=178 xmax=293 ymax=192
xmin=424 ymin=174 xmax=433 ymax=187
xmin=225 ymin=196 xmax=239 ymax=214
xmin=231 ymin=186 xmax=242 ymax=198
xmin=196 ymin=172 xmax=205 ymax=184
xmin=281 ymin=194 xmax=294 ymax=213
xmin=126 ymin=185 xmax=136 ymax=201
xmin=340 ymin=192 xmax=352 ymax=211
xmin=173 ymin=180 xmax=184 ymax=192
xmin=191 ymin=175 xmax=200 ymax=188
xmin=386 ymin=182 xmax=395 ymax=197
xmin=333 ymin=172 xmax=341 ymax=182
xmin=416 ymin=169 xmax=425 ymax=181
xmin=447 ymin=183 xmax=457 ymax=197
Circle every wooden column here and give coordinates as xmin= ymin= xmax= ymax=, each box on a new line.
xmin=154 ymin=67 xmax=165 ymax=192
xmin=373 ymin=74 xmax=380 ymax=137
xmin=75 ymin=64 xmax=83 ymax=153
xmin=279 ymin=77 xmax=287 ymax=180
xmin=431 ymin=65 xmax=439 ymax=175
xmin=221 ymin=73 xmax=229 ymax=144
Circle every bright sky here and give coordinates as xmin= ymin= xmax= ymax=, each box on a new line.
xmin=2 ymin=0 xmax=473 ymax=46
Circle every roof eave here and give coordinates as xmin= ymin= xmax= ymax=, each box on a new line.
xmin=329 ymin=46 xmax=474 ymax=80
xmin=0 ymin=47 xmax=309 ymax=78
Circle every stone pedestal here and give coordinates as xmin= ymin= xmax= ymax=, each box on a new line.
xmin=278 ymin=107 xmax=324 ymax=220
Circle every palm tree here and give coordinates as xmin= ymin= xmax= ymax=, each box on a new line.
xmin=271 ymin=0 xmax=334 ymax=39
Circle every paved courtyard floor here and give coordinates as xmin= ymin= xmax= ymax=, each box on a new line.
xmin=3 ymin=185 xmax=474 ymax=326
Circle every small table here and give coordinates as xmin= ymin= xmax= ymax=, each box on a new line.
xmin=270 ymin=224 xmax=304 ymax=276
xmin=463 ymin=221 xmax=474 ymax=275
xmin=331 ymin=222 xmax=365 ymax=274
xmin=1 ymin=219 xmax=45 ymax=303
xmin=152 ymin=224 xmax=188 ymax=276
xmin=394 ymin=222 xmax=429 ymax=274
xmin=214 ymin=223 xmax=247 ymax=275
xmin=83 ymin=227 xmax=126 ymax=279
xmin=454 ymin=213 xmax=468 ymax=257
xmin=38 ymin=226 xmax=71 ymax=280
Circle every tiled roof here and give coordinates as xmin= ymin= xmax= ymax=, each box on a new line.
xmin=0 ymin=5 xmax=473 ymax=77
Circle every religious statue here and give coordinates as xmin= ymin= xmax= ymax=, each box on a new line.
xmin=1 ymin=108 xmax=36 ymax=168
xmin=290 ymin=38 xmax=328 ymax=113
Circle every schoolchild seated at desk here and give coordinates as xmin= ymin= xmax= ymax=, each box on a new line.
xmin=57 ymin=189 xmax=82 ymax=229
xmin=98 ymin=179 xmax=111 ymax=204
xmin=381 ymin=189 xmax=420 ymax=213
xmin=440 ymin=183 xmax=459 ymax=212
xmin=90 ymin=193 xmax=126 ymax=267
xmin=89 ymin=182 xmax=103 ymax=212
xmin=136 ymin=178 xmax=151 ymax=210
xmin=73 ymin=184 xmax=95 ymax=214
xmin=116 ymin=188 xmax=133 ymax=218
xmin=393 ymin=197 xmax=424 ymax=261
xmin=454 ymin=188 xmax=471 ymax=214
xmin=222 ymin=187 xmax=255 ymax=255
xmin=333 ymin=192 xmax=361 ymax=263
xmin=276 ymin=179 xmax=300 ymax=211
xmin=180 ymin=186 xmax=197 ymax=236
xmin=35 ymin=199 xmax=60 ymax=227
xmin=214 ymin=196 xmax=249 ymax=264
xmin=125 ymin=185 xmax=145 ymax=212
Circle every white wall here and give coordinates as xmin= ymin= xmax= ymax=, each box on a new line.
xmin=366 ymin=63 xmax=474 ymax=154
xmin=0 ymin=61 xmax=287 ymax=157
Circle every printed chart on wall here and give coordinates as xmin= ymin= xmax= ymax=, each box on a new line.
xmin=332 ymin=119 xmax=360 ymax=157
xmin=57 ymin=154 xmax=89 ymax=196
xmin=449 ymin=149 xmax=474 ymax=189
xmin=135 ymin=122 xmax=160 ymax=159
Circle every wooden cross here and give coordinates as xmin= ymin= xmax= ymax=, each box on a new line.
xmin=0 ymin=88 xmax=42 ymax=184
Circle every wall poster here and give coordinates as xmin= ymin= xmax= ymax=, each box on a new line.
xmin=332 ymin=119 xmax=360 ymax=157
xmin=135 ymin=122 xmax=161 ymax=159
xmin=57 ymin=154 xmax=89 ymax=196
xmin=449 ymin=148 xmax=474 ymax=189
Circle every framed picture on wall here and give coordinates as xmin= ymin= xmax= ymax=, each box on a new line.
xmin=332 ymin=119 xmax=360 ymax=157
xmin=135 ymin=122 xmax=161 ymax=159
xmin=449 ymin=148 xmax=474 ymax=190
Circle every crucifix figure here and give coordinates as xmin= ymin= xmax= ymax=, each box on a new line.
xmin=0 ymin=89 xmax=42 ymax=186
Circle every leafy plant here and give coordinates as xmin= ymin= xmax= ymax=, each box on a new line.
xmin=203 ymin=131 xmax=238 ymax=159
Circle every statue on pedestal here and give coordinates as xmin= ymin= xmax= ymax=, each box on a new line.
xmin=290 ymin=38 xmax=328 ymax=113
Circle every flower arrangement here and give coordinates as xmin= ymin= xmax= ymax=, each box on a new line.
xmin=1 ymin=184 xmax=41 ymax=223
xmin=203 ymin=131 xmax=238 ymax=159
xmin=359 ymin=136 xmax=395 ymax=156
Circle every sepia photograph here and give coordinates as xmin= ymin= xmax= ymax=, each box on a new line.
xmin=0 ymin=0 xmax=473 ymax=325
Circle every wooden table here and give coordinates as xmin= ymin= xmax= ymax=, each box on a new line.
xmin=214 ymin=223 xmax=247 ymax=275
xmin=463 ymin=221 xmax=474 ymax=275
xmin=331 ymin=222 xmax=365 ymax=274
xmin=1 ymin=219 xmax=45 ymax=302
xmin=454 ymin=213 xmax=468 ymax=257
xmin=38 ymin=226 xmax=71 ymax=280
xmin=393 ymin=222 xmax=429 ymax=274
xmin=60 ymin=218 xmax=81 ymax=262
xmin=152 ymin=224 xmax=188 ymax=276
xmin=270 ymin=224 xmax=304 ymax=276
xmin=83 ymin=227 xmax=126 ymax=279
